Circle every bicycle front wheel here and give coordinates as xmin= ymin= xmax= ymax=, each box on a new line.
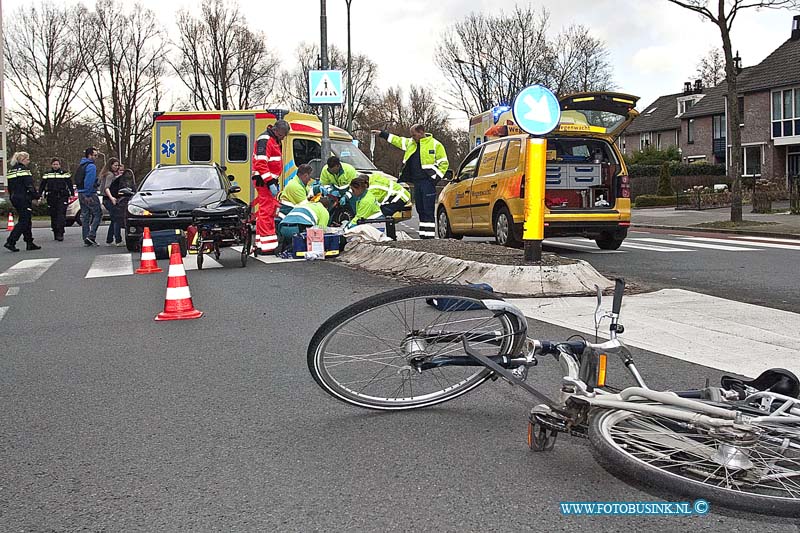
xmin=307 ymin=284 xmax=527 ymax=411
xmin=589 ymin=407 xmax=800 ymax=516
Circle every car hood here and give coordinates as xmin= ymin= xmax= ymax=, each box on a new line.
xmin=130 ymin=189 xmax=226 ymax=212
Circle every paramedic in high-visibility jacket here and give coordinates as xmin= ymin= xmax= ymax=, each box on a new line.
xmin=251 ymin=119 xmax=289 ymax=254
xmin=372 ymin=124 xmax=448 ymax=239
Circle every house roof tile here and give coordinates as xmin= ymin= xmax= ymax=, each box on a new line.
xmin=738 ymin=38 xmax=800 ymax=93
xmin=625 ymin=93 xmax=682 ymax=134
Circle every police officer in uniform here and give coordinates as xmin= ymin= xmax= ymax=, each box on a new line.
xmin=39 ymin=158 xmax=73 ymax=241
xmin=4 ymin=151 xmax=42 ymax=252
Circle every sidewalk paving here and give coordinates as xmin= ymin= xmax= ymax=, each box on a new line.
xmin=633 ymin=200 xmax=800 ymax=238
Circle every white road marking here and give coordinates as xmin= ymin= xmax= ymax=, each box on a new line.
xmin=620 ymin=242 xmax=691 ymax=252
xmin=732 ymin=235 xmax=800 ymax=244
xmin=684 ymin=236 xmax=800 ymax=251
xmin=0 ymin=258 xmax=59 ymax=285
xmin=509 ymin=289 xmax=800 ymax=378
xmin=0 ymin=306 xmax=7 ymax=322
xmin=629 ymin=237 xmax=760 ymax=252
xmin=183 ymin=254 xmax=222 ymax=270
xmin=543 ymin=239 xmax=623 ymax=253
xmin=85 ymin=254 xmax=134 ymax=278
xmin=6 ymin=287 xmax=19 ymax=296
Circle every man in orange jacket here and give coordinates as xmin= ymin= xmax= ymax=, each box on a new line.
xmin=251 ymin=119 xmax=289 ymax=254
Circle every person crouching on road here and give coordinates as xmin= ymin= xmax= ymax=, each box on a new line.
xmin=367 ymin=172 xmax=411 ymax=218
xmin=4 ymin=152 xmax=41 ymax=252
xmin=251 ymin=120 xmax=289 ymax=255
xmin=371 ymin=123 xmax=448 ymax=239
xmin=39 ymin=157 xmax=74 ymax=241
xmin=345 ymin=175 xmax=384 ymax=229
xmin=278 ymin=163 xmax=315 ymax=218
xmin=320 ymin=156 xmax=356 ymax=200
xmin=276 ymin=196 xmax=334 ymax=258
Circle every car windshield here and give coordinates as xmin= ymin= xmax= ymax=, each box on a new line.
xmin=140 ymin=167 xmax=222 ymax=191
xmin=559 ymin=110 xmax=626 ymax=134
xmin=331 ymin=141 xmax=376 ymax=170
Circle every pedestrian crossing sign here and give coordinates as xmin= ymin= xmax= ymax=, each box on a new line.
xmin=308 ymin=70 xmax=343 ymax=105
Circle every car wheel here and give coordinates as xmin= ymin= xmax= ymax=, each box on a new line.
xmin=493 ymin=206 xmax=520 ymax=247
xmin=125 ymin=235 xmax=141 ymax=253
xmin=436 ymin=208 xmax=458 ymax=239
xmin=595 ymin=235 xmax=624 ymax=250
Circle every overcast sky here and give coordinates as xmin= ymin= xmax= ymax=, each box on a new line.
xmin=4 ymin=0 xmax=797 ymax=128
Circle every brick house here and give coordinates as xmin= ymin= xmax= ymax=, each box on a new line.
xmin=620 ymin=92 xmax=684 ymax=156
xmin=631 ymin=15 xmax=800 ymax=185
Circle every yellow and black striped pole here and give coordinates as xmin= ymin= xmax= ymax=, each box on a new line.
xmin=523 ymin=136 xmax=547 ymax=262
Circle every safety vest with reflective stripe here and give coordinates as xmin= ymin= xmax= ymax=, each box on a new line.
xmin=252 ymin=129 xmax=282 ymax=183
xmin=320 ymin=162 xmax=357 ymax=192
xmin=40 ymin=170 xmax=73 ymax=196
xmin=7 ymin=165 xmax=35 ymax=198
xmin=279 ymin=176 xmax=309 ymax=206
xmin=385 ymin=132 xmax=449 ymax=179
xmin=368 ymin=173 xmax=410 ymax=204
xmin=281 ymin=200 xmax=330 ymax=229
xmin=348 ymin=190 xmax=382 ymax=226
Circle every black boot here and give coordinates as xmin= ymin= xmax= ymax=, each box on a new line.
xmin=4 ymin=241 xmax=19 ymax=252
xmin=26 ymin=242 xmax=42 ymax=251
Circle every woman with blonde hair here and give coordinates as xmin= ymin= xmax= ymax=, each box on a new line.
xmin=4 ymin=151 xmax=41 ymax=252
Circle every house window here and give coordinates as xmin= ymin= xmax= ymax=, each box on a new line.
xmin=639 ymin=132 xmax=651 ymax=150
xmin=656 ymin=132 xmax=662 ymax=150
xmin=771 ymin=87 xmax=800 ymax=138
xmin=743 ymin=145 xmax=762 ymax=177
xmin=737 ymin=96 xmax=745 ymax=126
xmin=188 ymin=135 xmax=212 ymax=162
xmin=687 ymin=119 xmax=695 ymax=144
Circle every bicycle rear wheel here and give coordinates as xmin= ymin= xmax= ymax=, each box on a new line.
xmin=589 ymin=407 xmax=800 ymax=516
xmin=307 ymin=284 xmax=527 ymax=411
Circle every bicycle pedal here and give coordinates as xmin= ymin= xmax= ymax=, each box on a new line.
xmin=527 ymin=420 xmax=558 ymax=452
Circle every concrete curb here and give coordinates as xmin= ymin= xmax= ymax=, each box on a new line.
xmin=633 ymin=223 xmax=800 ymax=240
xmin=338 ymin=241 xmax=613 ymax=297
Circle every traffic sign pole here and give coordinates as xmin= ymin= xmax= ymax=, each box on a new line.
xmin=523 ymin=137 xmax=547 ymax=262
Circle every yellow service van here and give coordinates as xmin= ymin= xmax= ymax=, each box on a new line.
xmin=438 ymin=92 xmax=639 ymax=249
xmin=151 ymin=109 xmax=409 ymax=220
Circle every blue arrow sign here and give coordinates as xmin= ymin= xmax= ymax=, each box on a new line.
xmin=512 ymin=85 xmax=561 ymax=136
xmin=308 ymin=70 xmax=344 ymax=105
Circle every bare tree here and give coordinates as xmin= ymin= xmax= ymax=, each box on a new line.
xmin=359 ymin=86 xmax=468 ymax=177
xmin=435 ymin=6 xmax=614 ymax=118
xmin=667 ymin=0 xmax=800 ymax=223
xmin=695 ymin=47 xmax=726 ymax=87
xmin=172 ymin=0 xmax=280 ymax=110
xmin=75 ymin=0 xmax=166 ymax=175
xmin=279 ymin=42 xmax=379 ymax=132
xmin=3 ymin=1 xmax=85 ymax=140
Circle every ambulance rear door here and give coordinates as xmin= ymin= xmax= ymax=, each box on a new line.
xmin=221 ymin=115 xmax=255 ymax=203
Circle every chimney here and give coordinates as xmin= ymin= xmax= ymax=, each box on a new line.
xmin=792 ymin=15 xmax=800 ymax=40
xmin=683 ymin=81 xmax=692 ymax=95
xmin=694 ymin=79 xmax=703 ymax=93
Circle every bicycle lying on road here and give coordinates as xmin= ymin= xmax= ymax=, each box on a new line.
xmin=307 ymin=280 xmax=800 ymax=516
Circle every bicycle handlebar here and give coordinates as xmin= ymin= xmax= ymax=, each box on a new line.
xmin=612 ymin=278 xmax=625 ymax=315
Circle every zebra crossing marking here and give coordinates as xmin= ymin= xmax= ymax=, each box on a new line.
xmin=0 ymin=258 xmax=59 ymax=285
xmin=183 ymin=254 xmax=222 ymax=270
xmin=628 ymin=237 xmax=760 ymax=252
xmin=620 ymin=241 xmax=690 ymax=252
xmin=0 ymin=307 xmax=7 ymax=323
xmin=732 ymin=235 xmax=800 ymax=244
xmin=86 ymin=254 xmax=134 ymax=278
xmin=6 ymin=287 xmax=20 ymax=296
xmin=684 ymin=236 xmax=800 ymax=251
xmin=543 ymin=239 xmax=623 ymax=253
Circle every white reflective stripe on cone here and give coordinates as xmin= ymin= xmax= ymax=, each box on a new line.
xmin=168 ymin=264 xmax=187 ymax=277
xmin=165 ymin=286 xmax=192 ymax=300
xmin=142 ymin=239 xmax=154 ymax=247
xmin=141 ymin=252 xmax=156 ymax=261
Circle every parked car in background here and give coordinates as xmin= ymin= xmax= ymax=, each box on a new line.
xmin=122 ymin=164 xmax=242 ymax=252
xmin=65 ymin=191 xmax=109 ymax=226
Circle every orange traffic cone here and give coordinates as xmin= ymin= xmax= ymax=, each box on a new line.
xmin=135 ymin=227 xmax=162 ymax=274
xmin=6 ymin=212 xmax=14 ymax=232
xmin=155 ymin=243 xmax=203 ymax=321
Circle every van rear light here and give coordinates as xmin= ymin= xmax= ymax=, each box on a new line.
xmin=517 ymin=174 xmax=525 ymax=198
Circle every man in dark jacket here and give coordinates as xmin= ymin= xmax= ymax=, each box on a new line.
xmin=4 ymin=151 xmax=41 ymax=252
xmin=39 ymin=158 xmax=73 ymax=241
xmin=77 ymin=147 xmax=101 ymax=246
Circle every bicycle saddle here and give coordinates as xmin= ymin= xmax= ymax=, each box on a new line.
xmin=721 ymin=368 xmax=800 ymax=399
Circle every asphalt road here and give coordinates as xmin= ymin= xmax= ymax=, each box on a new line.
xmin=1 ymin=226 xmax=797 ymax=530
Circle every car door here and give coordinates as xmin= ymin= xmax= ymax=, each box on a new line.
xmin=469 ymin=140 xmax=506 ymax=229
xmin=447 ymin=147 xmax=481 ymax=232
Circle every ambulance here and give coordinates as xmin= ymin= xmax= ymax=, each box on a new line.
xmin=438 ymin=92 xmax=639 ymax=250
xmin=151 ymin=109 xmax=410 ymax=220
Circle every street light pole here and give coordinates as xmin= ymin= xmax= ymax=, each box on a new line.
xmin=346 ymin=0 xmax=353 ymax=134
xmin=320 ymin=0 xmax=331 ymax=163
